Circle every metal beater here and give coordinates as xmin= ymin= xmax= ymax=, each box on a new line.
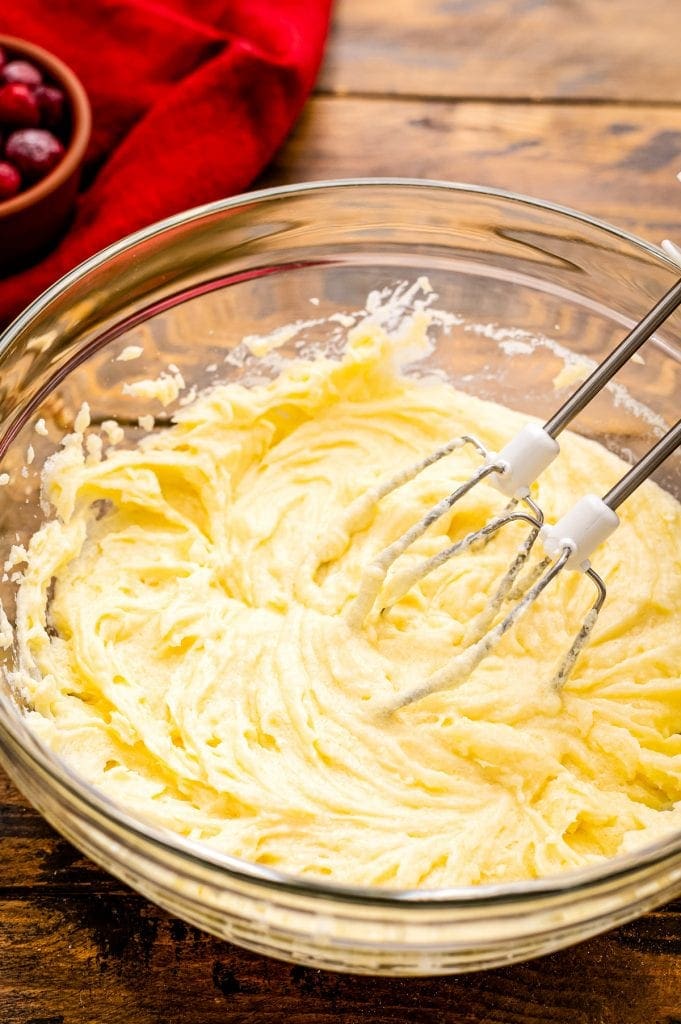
xmin=343 ymin=270 xmax=681 ymax=710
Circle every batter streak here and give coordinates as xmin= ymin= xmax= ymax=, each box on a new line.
xmin=10 ymin=319 xmax=681 ymax=887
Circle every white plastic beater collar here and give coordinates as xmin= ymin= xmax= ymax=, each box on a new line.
xmin=662 ymin=238 xmax=681 ymax=269
xmin=540 ymin=494 xmax=619 ymax=571
xmin=484 ymin=423 xmax=560 ymax=498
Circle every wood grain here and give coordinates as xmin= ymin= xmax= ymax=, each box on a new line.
xmin=2 ymin=873 xmax=681 ymax=1023
xmin=320 ymin=0 xmax=681 ymax=103
xmin=2 ymin=769 xmax=681 ymax=1023
xmin=259 ymin=96 xmax=681 ymax=242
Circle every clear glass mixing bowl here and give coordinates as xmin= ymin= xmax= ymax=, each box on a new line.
xmin=1 ymin=180 xmax=680 ymax=976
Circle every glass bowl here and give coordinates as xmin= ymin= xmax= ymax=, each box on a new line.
xmin=1 ymin=180 xmax=680 ymax=976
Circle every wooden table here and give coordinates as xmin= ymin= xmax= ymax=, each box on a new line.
xmin=3 ymin=2 xmax=681 ymax=1020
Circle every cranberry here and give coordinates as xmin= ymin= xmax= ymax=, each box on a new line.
xmin=5 ymin=129 xmax=64 ymax=181
xmin=35 ymin=84 xmax=65 ymax=128
xmin=0 ymin=160 xmax=21 ymax=199
xmin=0 ymin=83 xmax=40 ymax=127
xmin=3 ymin=60 xmax=43 ymax=87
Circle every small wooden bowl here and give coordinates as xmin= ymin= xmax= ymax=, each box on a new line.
xmin=0 ymin=35 xmax=91 ymax=275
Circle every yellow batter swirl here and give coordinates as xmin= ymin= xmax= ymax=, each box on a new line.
xmin=13 ymin=321 xmax=681 ymax=887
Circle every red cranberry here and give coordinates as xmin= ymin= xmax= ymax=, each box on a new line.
xmin=3 ymin=60 xmax=43 ymax=87
xmin=5 ymin=129 xmax=64 ymax=181
xmin=0 ymin=83 xmax=40 ymax=127
xmin=35 ymin=84 xmax=65 ymax=128
xmin=0 ymin=160 xmax=21 ymax=199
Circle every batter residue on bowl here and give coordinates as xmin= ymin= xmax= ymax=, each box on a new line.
xmin=6 ymin=314 xmax=681 ymax=887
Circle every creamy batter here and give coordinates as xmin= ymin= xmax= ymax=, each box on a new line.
xmin=9 ymin=319 xmax=681 ymax=887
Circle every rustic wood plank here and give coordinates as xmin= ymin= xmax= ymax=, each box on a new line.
xmin=3 ymin=765 xmax=681 ymax=1024
xmin=0 ymin=771 xmax=125 ymax=893
xmin=320 ymin=0 xmax=681 ymax=103
xmin=1 ymin=889 xmax=681 ymax=1024
xmin=259 ymin=96 xmax=681 ymax=242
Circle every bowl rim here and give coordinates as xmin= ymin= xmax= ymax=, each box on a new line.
xmin=0 ymin=33 xmax=91 ymax=217
xmin=2 ymin=176 xmax=681 ymax=909
xmin=4 ymin=177 xmax=680 ymax=339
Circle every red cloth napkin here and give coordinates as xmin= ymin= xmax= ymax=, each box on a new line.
xmin=1 ymin=0 xmax=332 ymax=327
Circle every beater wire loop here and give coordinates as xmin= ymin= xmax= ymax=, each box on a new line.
xmin=339 ymin=269 xmax=681 ymax=709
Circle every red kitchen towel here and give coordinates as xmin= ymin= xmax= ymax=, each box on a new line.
xmin=1 ymin=0 xmax=332 ymax=327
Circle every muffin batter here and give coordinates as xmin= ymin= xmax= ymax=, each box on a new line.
xmin=10 ymin=320 xmax=681 ymax=887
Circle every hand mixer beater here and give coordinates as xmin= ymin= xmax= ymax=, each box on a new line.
xmin=342 ymin=269 xmax=681 ymax=711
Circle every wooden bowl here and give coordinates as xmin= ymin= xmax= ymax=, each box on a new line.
xmin=0 ymin=35 xmax=91 ymax=274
